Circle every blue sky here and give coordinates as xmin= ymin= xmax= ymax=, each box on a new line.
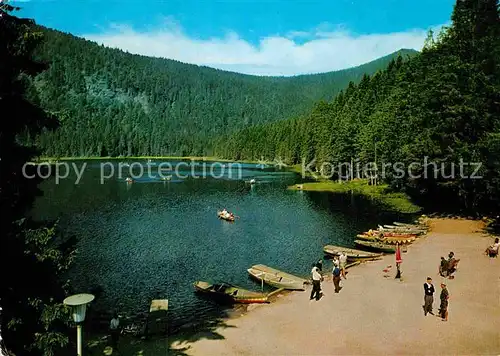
xmin=14 ymin=0 xmax=456 ymax=75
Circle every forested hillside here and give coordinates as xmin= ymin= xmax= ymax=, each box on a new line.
xmin=24 ymin=26 xmax=416 ymax=157
xmin=215 ymin=0 xmax=500 ymax=214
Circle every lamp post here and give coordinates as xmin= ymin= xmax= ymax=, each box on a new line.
xmin=63 ymin=293 xmax=94 ymax=356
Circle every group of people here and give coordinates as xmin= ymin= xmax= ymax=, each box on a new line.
xmin=309 ymin=252 xmax=348 ymax=301
xmin=438 ymin=251 xmax=460 ymax=279
xmin=423 ymin=277 xmax=449 ymax=321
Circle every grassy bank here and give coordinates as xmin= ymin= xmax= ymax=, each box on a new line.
xmin=288 ymin=179 xmax=421 ymax=214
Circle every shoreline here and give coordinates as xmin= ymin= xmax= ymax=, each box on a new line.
xmin=34 ymin=156 xmax=419 ymax=214
xmin=288 ymin=179 xmax=421 ymax=214
xmin=85 ymin=218 xmax=500 ymax=355
xmin=33 ymin=155 xmax=275 ymax=165
xmin=36 ymin=156 xmax=419 ymax=213
xmin=171 ymin=217 xmax=500 ymax=355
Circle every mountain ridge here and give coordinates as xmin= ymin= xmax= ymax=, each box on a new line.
xmin=28 ymin=26 xmax=418 ymax=157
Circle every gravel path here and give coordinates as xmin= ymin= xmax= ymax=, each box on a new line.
xmin=174 ymin=218 xmax=500 ymax=355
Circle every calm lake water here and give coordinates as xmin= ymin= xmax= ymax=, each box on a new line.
xmin=31 ymin=159 xmax=408 ymax=331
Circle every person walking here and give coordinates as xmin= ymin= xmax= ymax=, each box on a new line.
xmin=332 ymin=264 xmax=342 ymax=293
xmin=339 ymin=252 xmax=347 ymax=279
xmin=310 ymin=266 xmax=322 ymax=301
xmin=395 ymin=242 xmax=402 ymax=279
xmin=109 ymin=312 xmax=120 ymax=350
xmin=423 ymin=277 xmax=435 ymax=316
xmin=439 ymin=282 xmax=449 ymax=321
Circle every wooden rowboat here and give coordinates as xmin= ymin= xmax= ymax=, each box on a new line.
xmin=383 ymin=224 xmax=426 ymax=232
xmin=354 ymin=240 xmax=408 ymax=253
xmin=393 ymin=222 xmax=427 ymax=228
xmin=323 ymin=245 xmax=383 ymax=261
xmin=383 ymin=223 xmax=427 ymax=230
xmin=357 ymin=233 xmax=415 ymax=244
xmin=379 ymin=226 xmax=426 ymax=235
xmin=363 ymin=231 xmax=416 ymax=237
xmin=193 ymin=281 xmax=269 ymax=304
xmin=217 ymin=211 xmax=235 ymax=222
xmin=247 ymin=264 xmax=307 ymax=290
xmin=356 ymin=234 xmax=379 ymax=241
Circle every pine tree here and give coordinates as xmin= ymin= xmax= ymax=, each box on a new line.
xmin=1 ymin=5 xmax=76 ymax=355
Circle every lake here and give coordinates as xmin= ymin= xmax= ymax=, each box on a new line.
xmin=31 ymin=159 xmax=407 ymax=331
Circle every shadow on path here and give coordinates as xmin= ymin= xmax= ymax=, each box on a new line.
xmin=82 ymin=310 xmax=236 ymax=355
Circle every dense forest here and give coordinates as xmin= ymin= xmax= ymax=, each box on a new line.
xmin=215 ymin=0 xmax=500 ymax=214
xmin=24 ymin=26 xmax=416 ymax=157
xmin=1 ymin=4 xmax=76 ymax=355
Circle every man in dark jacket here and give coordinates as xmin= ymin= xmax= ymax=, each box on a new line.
xmin=423 ymin=277 xmax=435 ymax=316
xmin=439 ymin=282 xmax=449 ymax=321
xmin=332 ymin=265 xmax=342 ymax=293
xmin=447 ymin=252 xmax=460 ymax=278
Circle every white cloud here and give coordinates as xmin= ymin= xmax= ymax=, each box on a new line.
xmin=82 ymin=22 xmax=447 ymax=76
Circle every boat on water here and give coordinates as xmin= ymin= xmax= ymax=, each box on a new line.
xmin=247 ymin=264 xmax=307 ymax=290
xmin=354 ymin=240 xmax=408 ymax=253
xmin=323 ymin=245 xmax=383 ymax=261
xmin=217 ymin=210 xmax=235 ymax=222
xmin=193 ymin=281 xmax=269 ymax=304
xmin=125 ymin=177 xmax=133 ymax=183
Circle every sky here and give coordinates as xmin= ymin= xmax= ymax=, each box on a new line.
xmin=13 ymin=0 xmax=457 ymax=76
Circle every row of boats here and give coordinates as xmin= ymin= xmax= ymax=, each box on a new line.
xmin=193 ymin=219 xmax=429 ymax=305
xmin=324 ymin=220 xmax=429 ymax=260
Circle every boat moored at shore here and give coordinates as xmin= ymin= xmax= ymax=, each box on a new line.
xmin=247 ymin=264 xmax=307 ymax=291
xmin=323 ymin=245 xmax=383 ymax=261
xmin=193 ymin=281 xmax=269 ymax=304
xmin=354 ymin=240 xmax=408 ymax=253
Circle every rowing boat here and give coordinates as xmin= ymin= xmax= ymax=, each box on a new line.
xmin=383 ymin=224 xmax=425 ymax=231
xmin=217 ymin=211 xmax=235 ymax=222
xmin=379 ymin=226 xmax=426 ymax=235
xmin=323 ymin=245 xmax=383 ymax=261
xmin=357 ymin=233 xmax=415 ymax=244
xmin=356 ymin=234 xmax=379 ymax=241
xmin=393 ymin=222 xmax=427 ymax=228
xmin=193 ymin=281 xmax=269 ymax=304
xmin=354 ymin=240 xmax=408 ymax=253
xmin=247 ymin=264 xmax=307 ymax=290
xmin=363 ymin=230 xmax=416 ymax=237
